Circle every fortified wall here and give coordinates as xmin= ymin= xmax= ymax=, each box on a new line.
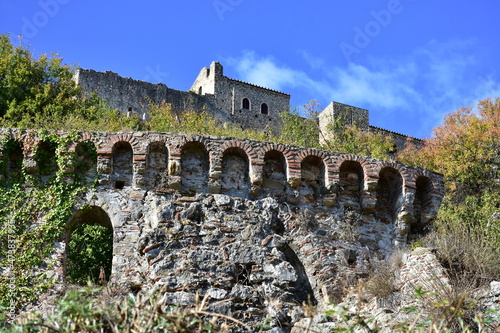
xmin=75 ymin=62 xmax=423 ymax=150
xmin=1 ymin=128 xmax=443 ymax=329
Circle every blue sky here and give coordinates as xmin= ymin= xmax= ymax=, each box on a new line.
xmin=1 ymin=0 xmax=500 ymax=139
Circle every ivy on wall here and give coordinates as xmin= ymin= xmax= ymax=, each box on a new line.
xmin=0 ymin=131 xmax=97 ymax=319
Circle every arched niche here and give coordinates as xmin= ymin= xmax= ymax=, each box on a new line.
xmin=35 ymin=140 xmax=58 ymax=177
xmin=147 ymin=141 xmax=168 ymax=188
xmin=299 ymin=155 xmax=325 ymax=203
xmin=375 ymin=167 xmax=403 ymax=223
xmin=338 ymin=160 xmax=364 ymax=212
xmin=181 ymin=142 xmax=209 ymax=193
xmin=221 ymin=147 xmax=250 ymax=198
xmin=262 ymin=150 xmax=287 ymax=193
xmin=410 ymin=176 xmax=435 ymax=240
xmin=74 ymin=141 xmax=97 ymax=184
xmin=112 ymin=141 xmax=133 ymax=189
xmin=5 ymin=140 xmax=23 ymax=180
xmin=66 ymin=206 xmax=113 ymax=285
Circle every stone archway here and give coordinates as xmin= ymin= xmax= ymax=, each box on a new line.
xmin=65 ymin=206 xmax=113 ymax=285
xmin=147 ymin=141 xmax=168 ymax=189
xmin=35 ymin=140 xmax=58 ymax=178
xmin=74 ymin=141 xmax=97 ymax=184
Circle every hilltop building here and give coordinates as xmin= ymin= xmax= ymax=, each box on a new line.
xmin=74 ymin=61 xmax=422 ymax=151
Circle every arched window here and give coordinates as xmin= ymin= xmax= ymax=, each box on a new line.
xmin=36 ymin=140 xmax=58 ymax=177
xmin=409 ymin=176 xmax=435 ymax=241
xmin=242 ymin=98 xmax=250 ymax=110
xmin=261 ymin=103 xmax=269 ymax=115
xmin=198 ymin=86 xmax=202 ymax=95
xmin=338 ymin=161 xmax=364 ymax=212
xmin=75 ymin=141 xmax=97 ymax=184
xmin=5 ymin=140 xmax=23 ymax=180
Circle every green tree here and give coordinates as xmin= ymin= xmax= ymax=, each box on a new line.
xmin=66 ymin=223 xmax=113 ymax=285
xmin=147 ymin=102 xmax=269 ymax=141
xmin=0 ymin=34 xmax=123 ymax=131
xmin=398 ymin=98 xmax=500 ymax=284
xmin=277 ymin=100 xmax=394 ymax=158
xmin=324 ymin=114 xmax=394 ymax=160
xmin=398 ymin=98 xmax=500 ymax=197
xmin=277 ymin=109 xmax=320 ymax=148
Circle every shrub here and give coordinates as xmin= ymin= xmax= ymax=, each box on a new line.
xmin=8 ymin=284 xmax=248 ymax=332
xmin=66 ymin=223 xmax=113 ymax=286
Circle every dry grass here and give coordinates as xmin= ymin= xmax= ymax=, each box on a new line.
xmin=11 ymin=284 xmax=251 ymax=333
xmin=422 ymin=225 xmax=500 ymax=289
xmin=365 ymin=247 xmax=407 ymax=299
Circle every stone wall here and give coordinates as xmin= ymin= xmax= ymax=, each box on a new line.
xmin=74 ymin=68 xmax=230 ymax=123
xmin=76 ymin=63 xmax=427 ymax=149
xmin=191 ymin=61 xmax=290 ymax=134
xmin=369 ymin=125 xmax=424 ymax=152
xmin=318 ymin=101 xmax=423 ymax=152
xmin=0 ymin=128 xmax=445 ymax=331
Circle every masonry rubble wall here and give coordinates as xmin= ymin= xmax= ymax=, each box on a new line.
xmin=76 ymin=62 xmax=426 ymax=148
xmin=191 ymin=61 xmax=289 ymax=134
xmin=0 ymin=128 xmax=445 ymax=331
xmin=74 ymin=68 xmax=231 ymax=124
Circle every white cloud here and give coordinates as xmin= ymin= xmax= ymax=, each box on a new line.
xmin=225 ymin=40 xmax=500 ymax=137
xmin=297 ymin=50 xmax=325 ymax=70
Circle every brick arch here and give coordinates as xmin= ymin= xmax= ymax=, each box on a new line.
xmin=2 ymin=137 xmax=24 ymax=179
xmin=110 ymin=140 xmax=135 ymax=189
xmin=220 ymin=145 xmax=251 ymax=197
xmin=337 ymin=159 xmax=365 ymax=212
xmin=99 ymin=134 xmax=141 ymax=157
xmin=64 ymin=204 xmax=114 ymax=284
xmin=296 ymin=148 xmax=333 ymax=182
xmin=220 ymin=139 xmax=259 ymax=165
xmin=406 ymin=168 xmax=443 ymax=194
xmin=20 ymin=130 xmax=40 ymax=156
xmin=370 ymin=161 xmax=411 ymax=187
xmin=145 ymin=135 xmax=169 ymax=160
xmin=66 ymin=133 xmax=98 ymax=156
xmin=375 ymin=166 xmax=404 ymax=223
xmin=171 ymin=135 xmax=212 ymax=160
xmin=146 ymin=139 xmax=169 ymax=189
xmin=259 ymin=143 xmax=294 ymax=176
xmin=259 ymin=144 xmax=291 ymax=191
xmin=331 ymin=154 xmax=373 ymax=183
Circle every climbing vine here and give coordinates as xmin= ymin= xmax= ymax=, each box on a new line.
xmin=0 ymin=130 xmax=95 ymax=320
